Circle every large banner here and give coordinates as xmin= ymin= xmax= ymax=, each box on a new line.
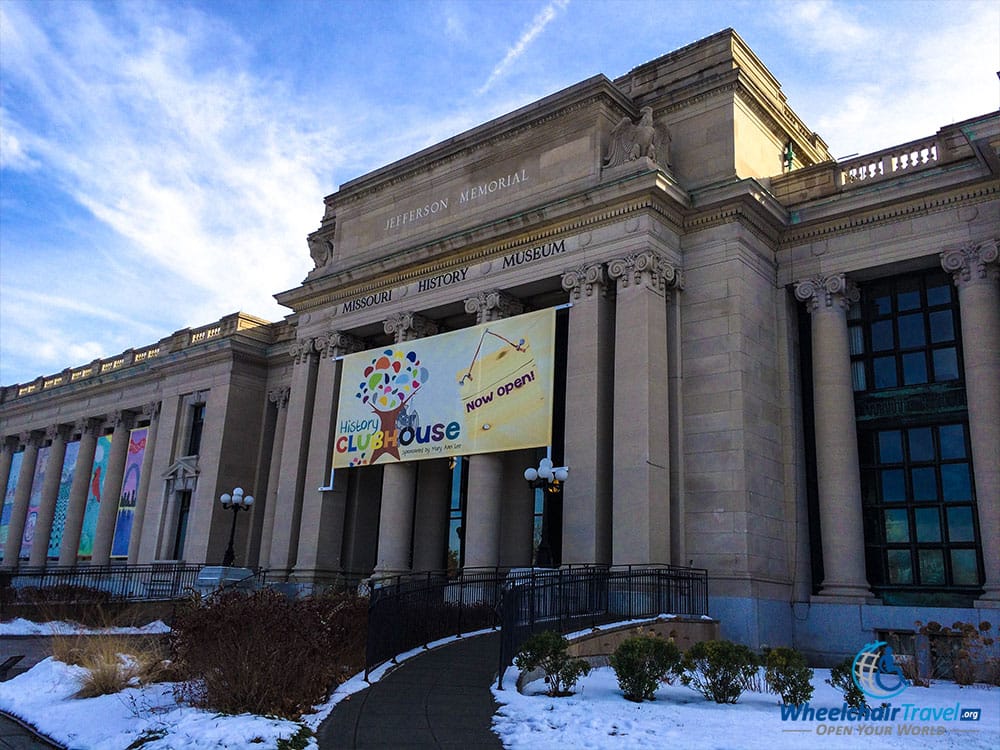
xmin=78 ymin=434 xmax=112 ymax=557
xmin=333 ymin=308 xmax=555 ymax=467
xmin=48 ymin=440 xmax=80 ymax=559
xmin=0 ymin=451 xmax=24 ymax=560
xmin=19 ymin=445 xmax=51 ymax=559
xmin=111 ymin=427 xmax=147 ymax=557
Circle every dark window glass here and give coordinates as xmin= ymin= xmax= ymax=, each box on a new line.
xmin=873 ymin=357 xmax=897 ymax=388
xmin=939 ymin=425 xmax=966 ymax=459
xmin=884 ymin=509 xmax=909 ymax=542
xmin=941 ymin=464 xmax=971 ymax=500
xmin=187 ymin=404 xmax=206 ymax=456
xmin=929 ymin=310 xmax=953 ymax=342
xmin=888 ymin=550 xmax=912 ymax=583
xmin=946 ymin=507 xmax=974 ymax=543
xmin=902 ymin=353 xmax=928 ymax=384
xmin=926 ymin=282 xmax=952 ymax=306
xmin=911 ymin=467 xmax=937 ymax=501
xmin=908 ymin=428 xmax=934 ymax=462
xmin=918 ymin=549 xmax=945 ymax=584
xmin=951 ymin=550 xmax=978 ymax=585
xmin=898 ymin=313 xmax=925 ymax=348
xmin=932 ymin=348 xmax=959 ymax=381
xmin=872 ymin=287 xmax=893 ymax=315
xmin=882 ymin=470 xmax=905 ymax=501
xmin=896 ymin=278 xmax=921 ymax=311
xmin=871 ymin=320 xmax=894 ymax=351
xmin=914 ymin=507 xmax=941 ymax=542
xmin=849 ymin=325 xmax=864 ymax=355
xmin=879 ymin=431 xmax=903 ymax=463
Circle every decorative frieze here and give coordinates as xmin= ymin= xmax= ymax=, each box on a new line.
xmin=940 ymin=239 xmax=999 ymax=287
xmin=794 ymin=274 xmax=859 ymax=312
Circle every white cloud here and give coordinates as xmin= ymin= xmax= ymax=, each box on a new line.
xmin=477 ymin=0 xmax=570 ymax=95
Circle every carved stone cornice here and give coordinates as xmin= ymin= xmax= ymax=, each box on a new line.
xmin=384 ymin=312 xmax=439 ymax=342
xmin=289 ymin=338 xmax=315 ymax=365
xmin=940 ymin=239 xmax=1000 ymax=288
xmin=314 ymin=331 xmax=367 ymax=359
xmin=562 ymin=262 xmax=611 ymax=300
xmin=607 ymin=250 xmax=680 ymax=295
xmin=794 ymin=274 xmax=859 ymax=313
xmin=268 ymin=386 xmax=291 ymax=409
xmin=464 ymin=290 xmax=525 ymax=323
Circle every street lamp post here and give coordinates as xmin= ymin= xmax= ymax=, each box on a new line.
xmin=219 ymin=487 xmax=254 ymax=567
xmin=524 ymin=457 xmax=568 ymax=567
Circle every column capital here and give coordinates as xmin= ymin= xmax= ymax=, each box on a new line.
xmin=268 ymin=386 xmax=291 ymax=409
xmin=106 ymin=410 xmax=136 ymax=431
xmin=794 ymin=274 xmax=859 ymax=313
xmin=44 ymin=424 xmax=73 ymax=443
xmin=562 ymin=263 xmax=611 ymax=300
xmin=607 ymin=250 xmax=680 ymax=295
xmin=142 ymin=401 xmax=162 ymax=421
xmin=75 ymin=417 xmax=104 ymax=438
xmin=384 ymin=312 xmax=438 ymax=342
xmin=464 ymin=289 xmax=525 ymax=323
xmin=18 ymin=430 xmax=43 ymax=448
xmin=289 ymin=338 xmax=316 ymax=364
xmin=940 ymin=239 xmax=1000 ymax=288
xmin=315 ymin=331 xmax=367 ymax=359
xmin=2 ymin=436 xmax=19 ymax=454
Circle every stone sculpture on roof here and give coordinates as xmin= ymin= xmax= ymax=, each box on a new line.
xmin=603 ymin=106 xmax=672 ymax=171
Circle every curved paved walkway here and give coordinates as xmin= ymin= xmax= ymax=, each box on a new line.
xmin=0 ymin=713 xmax=63 ymax=749
xmin=318 ymin=632 xmax=504 ymax=749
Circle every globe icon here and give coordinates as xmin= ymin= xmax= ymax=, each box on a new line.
xmin=852 ymin=641 xmax=908 ymax=699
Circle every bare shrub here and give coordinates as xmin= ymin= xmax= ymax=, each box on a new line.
xmin=169 ymin=589 xmax=367 ymax=719
xmin=52 ymin=633 xmax=172 ymax=698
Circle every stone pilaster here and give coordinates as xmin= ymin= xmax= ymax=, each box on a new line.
xmin=90 ymin=411 xmax=135 ymax=565
xmin=464 ymin=289 xmax=525 ymax=324
xmin=3 ymin=431 xmax=42 ymax=566
xmin=0 ymin=438 xmax=17 ymax=513
xmin=463 ymin=453 xmax=505 ymax=568
xmin=411 ymin=459 xmax=452 ymax=572
xmin=294 ymin=331 xmax=367 ymax=582
xmin=29 ymin=425 xmax=72 ymax=566
xmin=127 ymin=403 xmax=161 ymax=564
xmin=59 ymin=419 xmax=102 ymax=565
xmin=794 ymin=274 xmax=872 ymax=600
xmin=561 ymin=262 xmax=615 ymax=564
xmin=374 ymin=315 xmax=437 ymax=576
xmin=941 ymin=240 xmax=1000 ymax=604
xmin=608 ymin=250 xmax=677 ymax=565
xmin=258 ymin=387 xmax=290 ymax=569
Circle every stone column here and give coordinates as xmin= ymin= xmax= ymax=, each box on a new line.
xmin=127 ymin=403 xmax=161 ymax=564
xmin=411 ymin=459 xmax=452 ymax=572
xmin=2 ymin=432 xmax=41 ymax=566
xmin=458 ymin=292 xmax=525 ymax=570
xmin=794 ymin=274 xmax=871 ymax=600
xmin=561 ymin=263 xmax=614 ymax=564
xmin=59 ymin=419 xmax=102 ymax=565
xmin=258 ymin=387 xmax=290 ymax=569
xmin=608 ymin=251 xmax=677 ymax=565
xmin=294 ymin=332 xmax=366 ymax=583
xmin=941 ymin=240 xmax=1000 ymax=604
xmin=90 ymin=411 xmax=135 ymax=565
xmin=374 ymin=313 xmax=438 ymax=577
xmin=0 ymin=438 xmax=17 ymax=504
xmin=29 ymin=425 xmax=71 ymax=566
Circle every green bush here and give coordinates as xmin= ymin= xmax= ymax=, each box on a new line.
xmin=679 ymin=639 xmax=759 ymax=704
xmin=513 ymin=630 xmax=591 ymax=697
xmin=609 ymin=636 xmax=681 ymax=702
xmin=763 ymin=647 xmax=814 ymax=705
xmin=169 ymin=588 xmax=367 ymax=718
xmin=825 ymin=657 xmax=868 ymax=709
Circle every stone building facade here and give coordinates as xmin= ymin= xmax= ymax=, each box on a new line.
xmin=2 ymin=30 xmax=997 ymax=661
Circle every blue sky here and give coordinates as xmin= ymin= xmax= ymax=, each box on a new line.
xmin=1 ymin=0 xmax=997 ymax=387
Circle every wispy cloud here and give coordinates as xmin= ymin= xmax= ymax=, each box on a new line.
xmin=477 ymin=0 xmax=570 ymax=95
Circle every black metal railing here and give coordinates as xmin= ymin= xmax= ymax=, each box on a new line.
xmin=496 ymin=564 xmax=709 ymax=688
xmin=0 ymin=563 xmax=265 ymax=617
xmin=363 ymin=563 xmax=709 ymax=684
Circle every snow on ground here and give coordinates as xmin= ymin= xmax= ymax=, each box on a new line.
xmin=0 ymin=618 xmax=171 ymax=635
xmin=493 ymin=666 xmax=1000 ymax=750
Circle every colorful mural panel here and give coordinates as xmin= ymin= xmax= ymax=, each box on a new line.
xmin=0 ymin=451 xmax=24 ymax=560
xmin=78 ymin=435 xmax=112 ymax=558
xmin=48 ymin=440 xmax=80 ymax=559
xmin=19 ymin=445 xmax=51 ymax=559
xmin=111 ymin=428 xmax=147 ymax=558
